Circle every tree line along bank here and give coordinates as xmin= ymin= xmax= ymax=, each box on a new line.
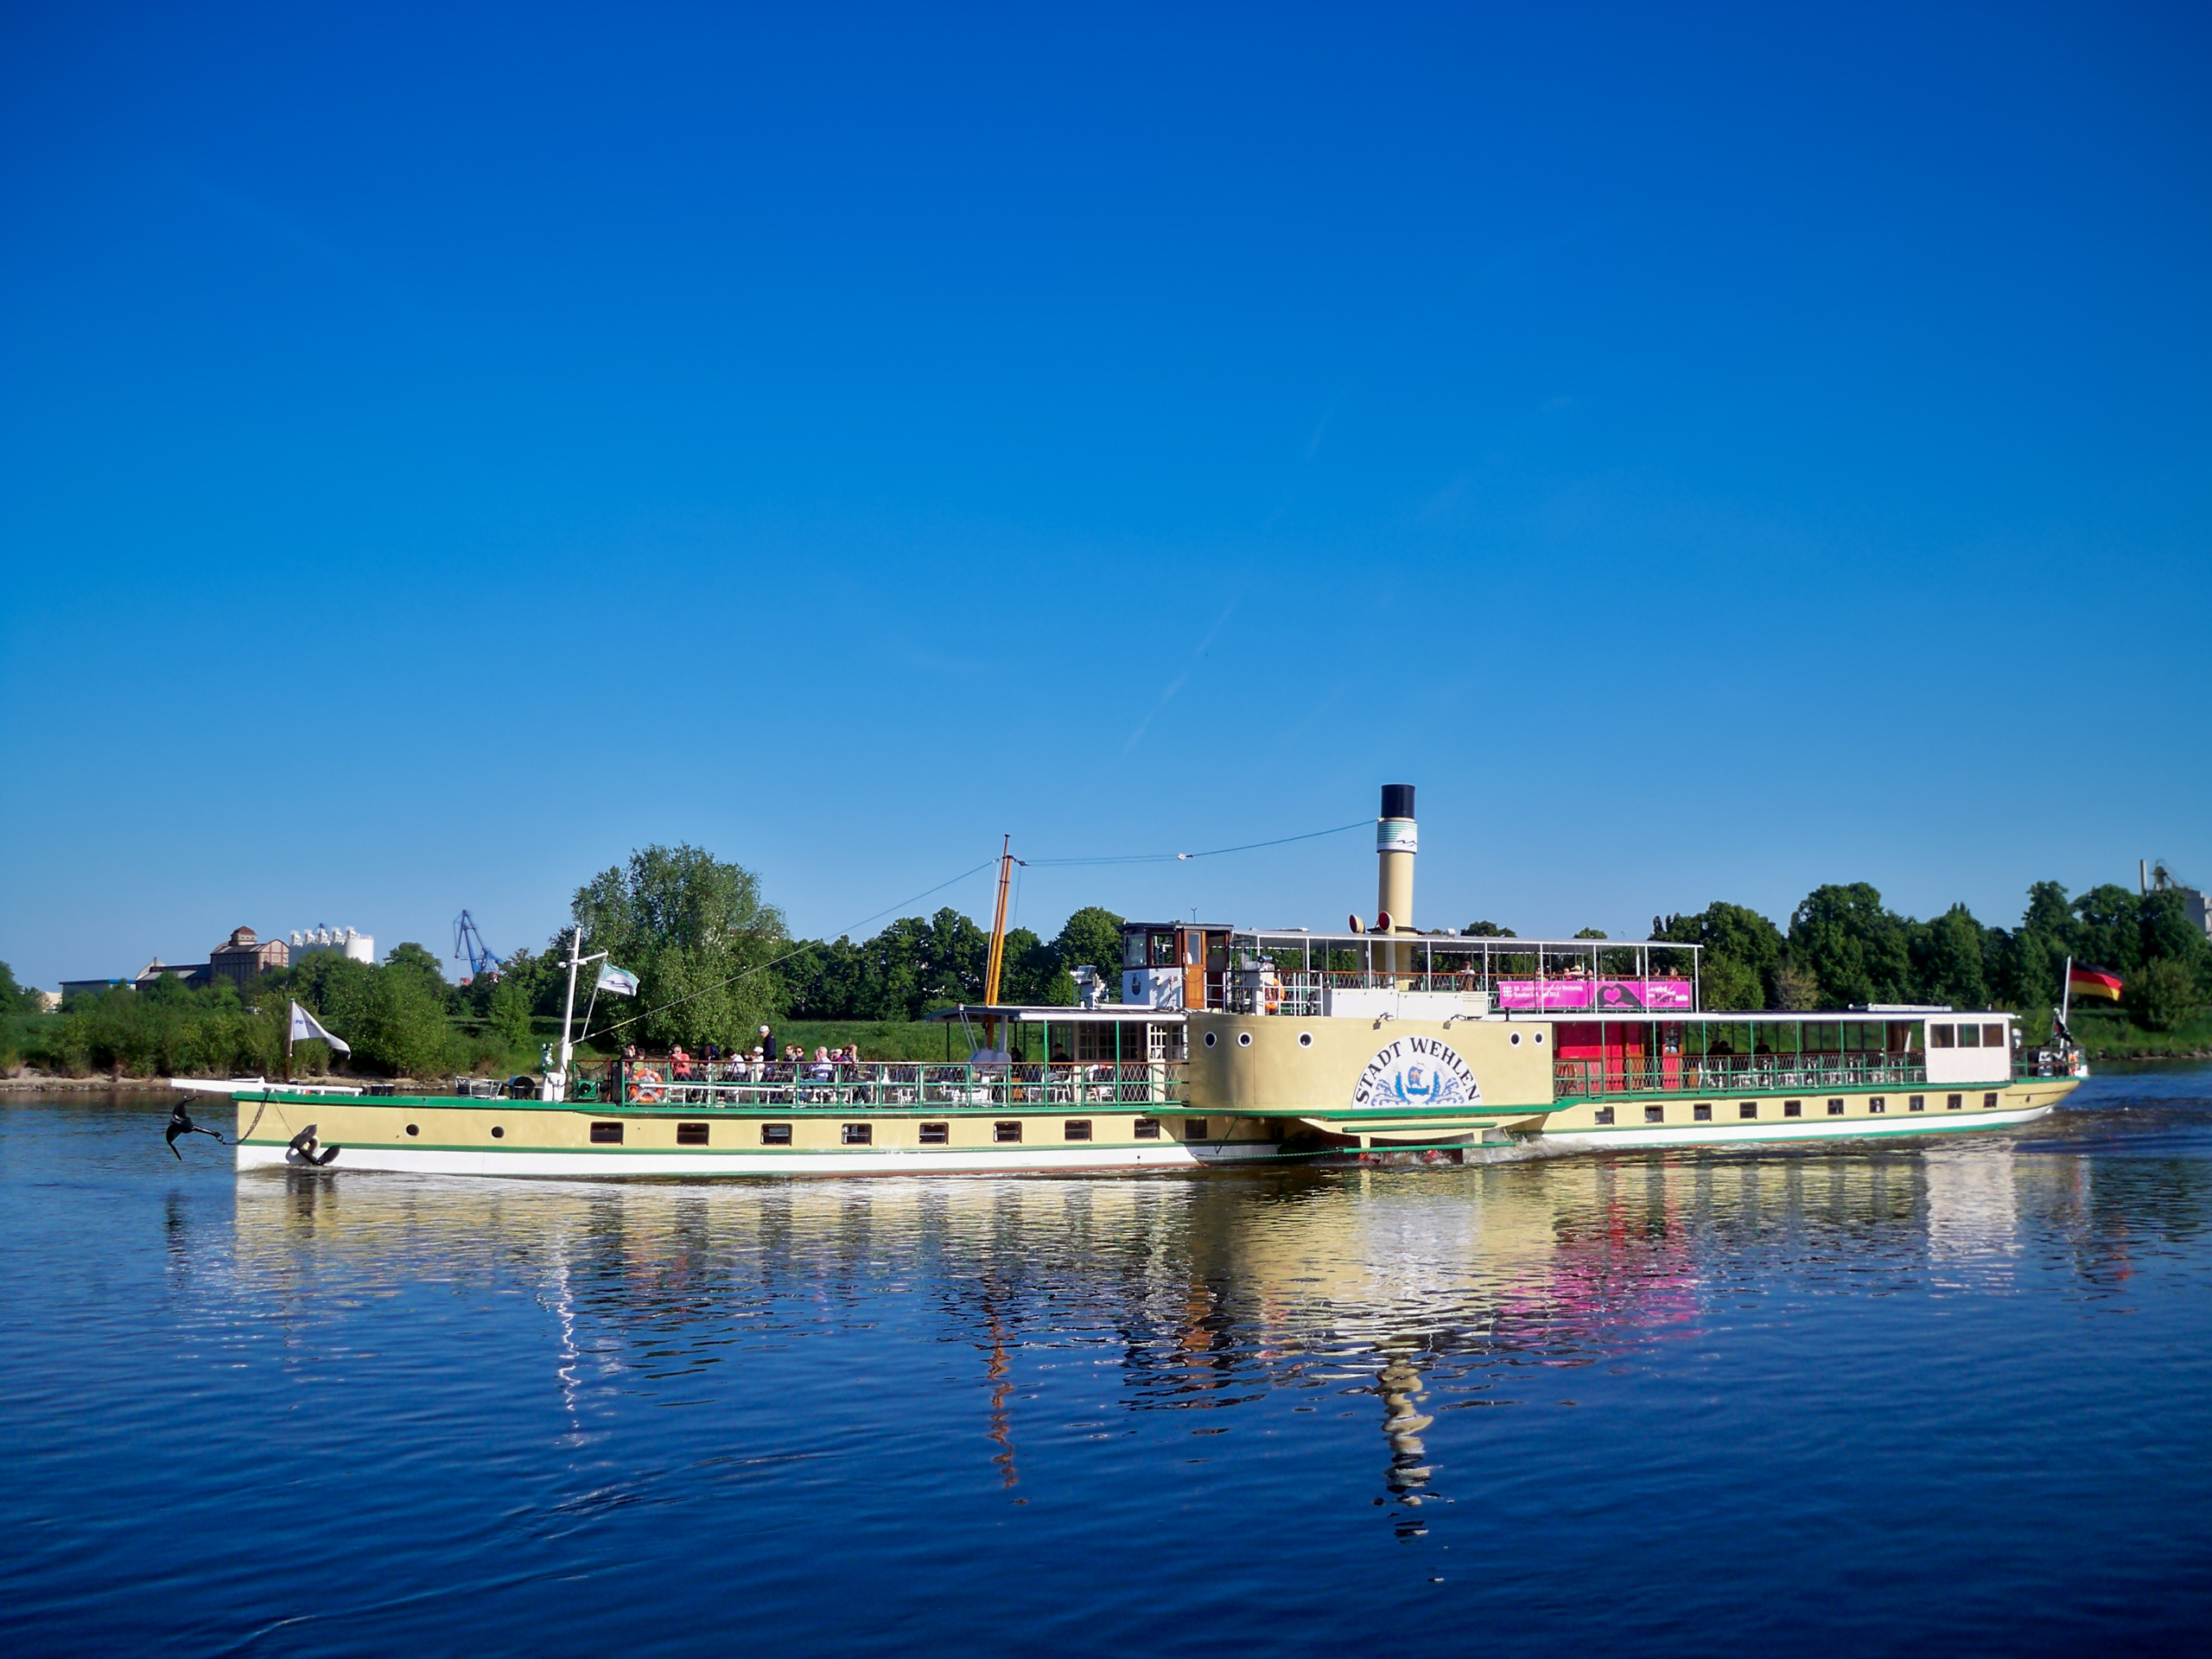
xmin=3 ymin=846 xmax=2204 ymax=1080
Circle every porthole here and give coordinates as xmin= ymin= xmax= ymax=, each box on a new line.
xmin=1203 ymin=1031 xmax=1218 ymax=1048
xmin=1510 ymin=1032 xmax=1522 ymax=1046
xmin=1534 ymin=1032 xmax=1544 ymax=1045
xmin=1297 ymin=1032 xmax=1313 ymax=1048
xmin=405 ymin=1123 xmax=419 ymax=1137
xmin=490 ymin=1125 xmax=505 ymax=1139
xmin=1236 ymin=1031 xmax=1252 ymax=1048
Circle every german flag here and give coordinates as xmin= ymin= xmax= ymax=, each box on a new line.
xmin=2069 ymin=963 xmax=2125 ymax=1002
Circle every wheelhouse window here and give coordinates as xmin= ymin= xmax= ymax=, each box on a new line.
xmin=1930 ymin=1025 xmax=1955 ymax=1048
xmin=1957 ymin=1024 xmax=1980 ymax=1048
xmin=1982 ymin=1023 xmax=2004 ymax=1046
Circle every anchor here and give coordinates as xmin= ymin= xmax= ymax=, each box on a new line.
xmin=164 ymin=1103 xmax=225 ymax=1159
xmin=286 ymin=1124 xmax=341 ymax=1167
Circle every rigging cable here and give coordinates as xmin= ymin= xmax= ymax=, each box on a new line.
xmin=1025 ymin=817 xmax=1370 ymax=868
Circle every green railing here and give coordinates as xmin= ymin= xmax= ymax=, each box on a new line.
xmin=597 ymin=1060 xmax=1183 ymax=1111
xmin=1554 ymin=1057 xmax=1932 ymax=1099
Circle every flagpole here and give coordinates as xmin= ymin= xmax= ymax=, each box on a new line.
xmin=555 ymin=926 xmax=582 ymax=1103
xmin=285 ymin=1002 xmax=294 ymax=1084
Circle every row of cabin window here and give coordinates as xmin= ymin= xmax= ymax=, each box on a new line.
xmin=1589 ymin=1092 xmax=2001 ymax=1126
xmin=1929 ymin=1022 xmax=2006 ymax=1049
xmin=587 ymin=1118 xmax=1177 ymax=1147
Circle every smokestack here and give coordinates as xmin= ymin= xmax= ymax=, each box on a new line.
xmin=1377 ymin=784 xmax=1415 ymax=940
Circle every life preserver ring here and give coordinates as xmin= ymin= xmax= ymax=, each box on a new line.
xmin=632 ymin=1065 xmax=664 ymax=1104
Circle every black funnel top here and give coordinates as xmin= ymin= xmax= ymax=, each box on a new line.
xmin=1380 ymin=783 xmax=1415 ymax=821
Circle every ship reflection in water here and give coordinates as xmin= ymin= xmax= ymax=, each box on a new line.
xmin=230 ymin=1134 xmax=2154 ymax=1538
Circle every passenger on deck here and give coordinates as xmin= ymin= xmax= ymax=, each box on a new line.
xmin=671 ymin=1045 xmax=693 ymax=1081
xmin=747 ymin=1046 xmax=766 ymax=1082
xmin=757 ymin=1026 xmax=775 ymax=1065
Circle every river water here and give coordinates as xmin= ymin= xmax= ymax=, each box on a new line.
xmin=3 ymin=1070 xmax=2209 ymax=1656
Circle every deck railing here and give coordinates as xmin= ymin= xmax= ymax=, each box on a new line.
xmin=579 ymin=1060 xmax=1184 ymax=1111
xmin=1553 ymin=1057 xmax=1934 ymax=1099
xmin=1216 ymin=969 xmax=1696 ymax=1017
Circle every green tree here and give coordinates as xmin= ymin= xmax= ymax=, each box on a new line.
xmin=1461 ymin=920 xmax=1517 ymax=938
xmin=1788 ymin=884 xmax=1913 ymax=1007
xmin=2071 ymin=885 xmax=2142 ymax=976
xmin=570 ymin=844 xmax=788 ymax=1049
xmin=1911 ymin=904 xmax=1992 ymax=1009
xmin=1573 ymin=927 xmax=1608 ymax=940
xmin=2125 ymin=957 xmax=2200 ymax=1032
xmin=1700 ymin=956 xmax=1764 ymax=1011
xmin=1053 ymin=906 xmax=1127 ymax=995
xmin=2139 ymin=889 xmax=2212 ymax=984
xmin=1770 ymin=963 xmax=1821 ymax=1009
xmin=0 ymin=960 xmax=44 ymax=1015
xmin=1658 ymin=901 xmax=1784 ymax=1007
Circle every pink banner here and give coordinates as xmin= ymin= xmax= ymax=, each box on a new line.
xmin=1494 ymin=977 xmax=1694 ymax=1013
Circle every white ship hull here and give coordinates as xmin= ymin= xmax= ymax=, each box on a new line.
xmin=1537 ymin=1099 xmax=2055 ymax=1151
xmin=234 ymin=1139 xmax=1279 ymax=1179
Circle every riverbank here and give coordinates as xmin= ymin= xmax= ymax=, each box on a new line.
xmin=2072 ymin=1011 xmax=2212 ymax=1061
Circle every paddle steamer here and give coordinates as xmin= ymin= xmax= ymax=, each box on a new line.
xmin=179 ymin=786 xmax=2082 ymax=1175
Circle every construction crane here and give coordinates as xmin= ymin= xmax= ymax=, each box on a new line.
xmin=452 ymin=910 xmax=506 ymax=982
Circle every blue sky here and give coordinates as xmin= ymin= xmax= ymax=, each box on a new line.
xmin=3 ymin=2 xmax=2208 ymax=988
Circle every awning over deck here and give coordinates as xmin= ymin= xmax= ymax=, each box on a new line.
xmin=925 ymin=1004 xmax=1185 ymax=1024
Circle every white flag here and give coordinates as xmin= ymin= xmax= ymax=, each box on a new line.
xmin=289 ymin=1000 xmax=352 ymax=1055
xmin=595 ymin=963 xmax=639 ymax=997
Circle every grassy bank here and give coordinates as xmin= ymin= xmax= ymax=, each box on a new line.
xmin=2071 ymin=1011 xmax=2212 ymax=1060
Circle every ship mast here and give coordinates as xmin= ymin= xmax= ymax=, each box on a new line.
xmin=982 ymin=836 xmax=1014 ymax=1049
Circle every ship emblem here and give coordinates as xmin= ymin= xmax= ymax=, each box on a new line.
xmin=1352 ymin=1036 xmax=1480 ymax=1110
